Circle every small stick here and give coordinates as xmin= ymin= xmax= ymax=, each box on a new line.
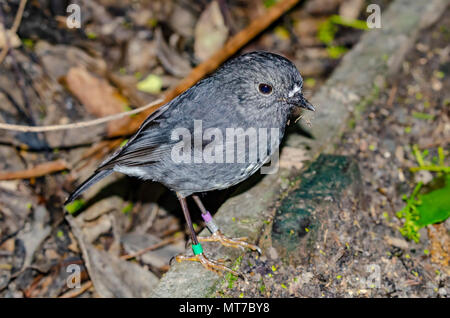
xmin=59 ymin=281 xmax=93 ymax=298
xmin=0 ymin=159 xmax=69 ymax=180
xmin=0 ymin=99 xmax=164 ymax=133
xmin=0 ymin=0 xmax=27 ymax=64
xmin=120 ymin=236 xmax=180 ymax=260
xmin=386 ymin=85 xmax=397 ymax=107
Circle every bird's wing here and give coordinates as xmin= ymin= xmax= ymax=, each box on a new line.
xmin=96 ymin=76 xmax=236 ymax=171
xmin=96 ymin=102 xmax=173 ymax=170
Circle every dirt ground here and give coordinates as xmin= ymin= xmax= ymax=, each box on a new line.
xmin=218 ymin=8 xmax=449 ymax=298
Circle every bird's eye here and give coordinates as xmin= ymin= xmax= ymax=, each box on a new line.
xmin=258 ymin=83 xmax=273 ymax=95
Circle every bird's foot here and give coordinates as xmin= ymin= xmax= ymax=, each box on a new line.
xmin=175 ymin=253 xmax=241 ymax=276
xmin=198 ymin=230 xmax=262 ymax=254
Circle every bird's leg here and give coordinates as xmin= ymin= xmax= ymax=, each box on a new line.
xmin=192 ymin=195 xmax=262 ymax=254
xmin=174 ymin=193 xmax=240 ymax=276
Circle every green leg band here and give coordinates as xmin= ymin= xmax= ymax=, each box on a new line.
xmin=192 ymin=243 xmax=203 ymax=255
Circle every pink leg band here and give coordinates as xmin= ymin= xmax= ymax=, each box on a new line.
xmin=201 ymin=211 xmax=219 ymax=234
xmin=201 ymin=211 xmax=213 ymax=223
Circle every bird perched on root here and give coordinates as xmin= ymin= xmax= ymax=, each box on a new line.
xmin=65 ymin=51 xmax=315 ymax=276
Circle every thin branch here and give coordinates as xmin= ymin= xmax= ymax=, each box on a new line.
xmin=120 ymin=236 xmax=181 ymax=260
xmin=11 ymin=0 xmax=27 ymax=33
xmin=59 ymin=281 xmax=93 ymax=298
xmin=0 ymin=0 xmax=27 ymax=64
xmin=0 ymin=98 xmax=164 ymax=132
xmin=0 ymin=159 xmax=69 ymax=180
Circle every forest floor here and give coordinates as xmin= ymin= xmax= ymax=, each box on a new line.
xmin=219 ymin=8 xmax=449 ymax=298
xmin=1 ymin=0 xmax=448 ymax=298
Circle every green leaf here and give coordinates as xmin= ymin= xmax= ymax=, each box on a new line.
xmin=329 ymin=15 xmax=369 ymax=30
xmin=122 ymin=202 xmax=134 ymax=214
xmin=65 ymin=199 xmax=85 ymax=214
xmin=327 ymin=46 xmax=348 ymax=59
xmin=318 ymin=20 xmax=337 ymax=45
xmin=415 ymin=182 xmax=450 ymax=227
xmin=137 ymin=74 xmax=163 ymax=94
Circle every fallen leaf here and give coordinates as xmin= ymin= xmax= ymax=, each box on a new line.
xmin=156 ymin=28 xmax=192 ymax=77
xmin=137 ymin=74 xmax=163 ymax=94
xmin=12 ymin=206 xmax=52 ymax=274
xmin=194 ymin=0 xmax=229 ymax=62
xmin=305 ymin=0 xmax=343 ymax=15
xmin=65 ymin=66 xmax=128 ymax=117
xmin=384 ymin=236 xmax=409 ymax=249
xmin=0 ymin=24 xmax=21 ymax=49
xmin=67 ymin=215 xmax=159 ymax=297
xmin=339 ymin=0 xmax=364 ymax=21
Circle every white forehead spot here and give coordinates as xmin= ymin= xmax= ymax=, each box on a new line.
xmin=288 ymin=85 xmax=301 ymax=97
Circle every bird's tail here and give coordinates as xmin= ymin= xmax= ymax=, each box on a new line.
xmin=64 ymin=169 xmax=112 ymax=205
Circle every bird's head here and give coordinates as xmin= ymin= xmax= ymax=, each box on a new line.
xmin=216 ymin=51 xmax=315 ymax=120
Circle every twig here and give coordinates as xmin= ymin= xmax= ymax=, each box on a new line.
xmin=120 ymin=236 xmax=180 ymax=260
xmin=386 ymin=85 xmax=397 ymax=107
xmin=0 ymin=0 xmax=27 ymax=64
xmin=11 ymin=0 xmax=27 ymax=33
xmin=0 ymin=98 xmax=163 ymax=132
xmin=59 ymin=281 xmax=93 ymax=298
xmin=0 ymin=159 xmax=69 ymax=180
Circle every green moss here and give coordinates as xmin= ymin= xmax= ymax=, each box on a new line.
xmin=259 ymin=280 xmax=266 ymax=293
xmin=224 ymin=255 xmax=243 ymax=289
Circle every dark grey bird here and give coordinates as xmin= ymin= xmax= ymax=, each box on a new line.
xmin=65 ymin=51 xmax=315 ymax=275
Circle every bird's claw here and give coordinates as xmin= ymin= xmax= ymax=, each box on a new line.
xmin=198 ymin=230 xmax=262 ymax=254
xmin=175 ymin=253 xmax=241 ymax=277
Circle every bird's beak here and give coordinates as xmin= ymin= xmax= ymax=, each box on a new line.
xmin=289 ymin=93 xmax=315 ymax=112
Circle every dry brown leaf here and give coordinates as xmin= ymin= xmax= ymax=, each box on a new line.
xmin=67 ymin=215 xmax=159 ymax=297
xmin=155 ymin=28 xmax=192 ymax=78
xmin=339 ymin=0 xmax=365 ymax=21
xmin=0 ymin=24 xmax=21 ymax=49
xmin=194 ymin=0 xmax=229 ymax=62
xmin=65 ymin=66 xmax=127 ymax=118
xmin=294 ymin=17 xmax=327 ymax=39
xmin=305 ymin=0 xmax=343 ymax=15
